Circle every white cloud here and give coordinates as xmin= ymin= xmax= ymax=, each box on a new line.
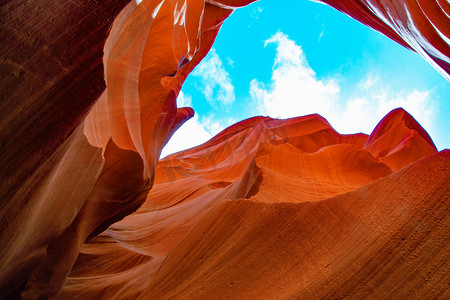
xmin=250 ymin=31 xmax=340 ymax=120
xmin=161 ymin=113 xmax=236 ymax=158
xmin=161 ymin=48 xmax=238 ymax=157
xmin=161 ymin=92 xmax=209 ymax=157
xmin=375 ymin=89 xmax=434 ymax=130
xmin=318 ymin=30 xmax=324 ymax=42
xmin=250 ymin=31 xmax=436 ymax=138
xmin=164 ymin=32 xmax=437 ymax=158
xmin=338 ymin=89 xmax=434 ymax=134
xmin=357 ymin=75 xmax=379 ymax=90
xmin=226 ymin=57 xmax=234 ymax=67
xmin=191 ymin=48 xmax=235 ymax=109
xmin=176 ymin=91 xmax=192 ymax=107
xmin=202 ymin=114 xmax=236 ymax=135
xmin=251 ymin=6 xmax=263 ymax=19
xmin=161 ymin=114 xmax=212 ymax=158
xmin=161 ymin=92 xmax=236 ymax=157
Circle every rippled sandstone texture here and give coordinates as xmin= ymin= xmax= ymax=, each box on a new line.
xmin=60 ymin=108 xmax=449 ymax=299
xmin=0 ymin=0 xmax=449 ymax=299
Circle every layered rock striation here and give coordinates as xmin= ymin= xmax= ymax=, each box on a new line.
xmin=0 ymin=0 xmax=448 ymax=299
xmin=59 ymin=108 xmax=448 ymax=299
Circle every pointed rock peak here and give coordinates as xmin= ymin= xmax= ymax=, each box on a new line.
xmin=206 ymin=116 xmax=269 ymax=144
xmin=364 ymin=108 xmax=437 ymax=150
xmin=363 ymin=108 xmax=438 ymax=171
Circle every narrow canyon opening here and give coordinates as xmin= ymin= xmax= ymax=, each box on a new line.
xmin=0 ymin=0 xmax=448 ymax=299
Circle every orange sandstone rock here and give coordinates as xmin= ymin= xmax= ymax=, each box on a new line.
xmin=318 ymin=0 xmax=450 ymax=79
xmin=58 ymin=109 xmax=445 ymax=299
xmin=144 ymin=150 xmax=450 ymax=299
xmin=0 ymin=0 xmax=448 ymax=298
xmin=364 ymin=108 xmax=438 ymax=171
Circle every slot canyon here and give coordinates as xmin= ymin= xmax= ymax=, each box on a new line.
xmin=0 ymin=0 xmax=449 ymax=299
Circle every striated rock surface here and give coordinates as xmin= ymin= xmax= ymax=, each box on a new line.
xmin=57 ymin=108 xmax=449 ymax=299
xmin=1 ymin=0 xmax=233 ymax=297
xmin=0 ymin=0 xmax=134 ymax=297
xmin=145 ymin=150 xmax=449 ymax=299
xmin=0 ymin=0 xmax=448 ymax=299
xmin=318 ymin=0 xmax=450 ymax=80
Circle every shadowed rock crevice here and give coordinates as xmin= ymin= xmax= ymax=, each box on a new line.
xmin=0 ymin=0 xmax=448 ymax=298
xmin=59 ymin=109 xmax=445 ymax=299
xmin=143 ymin=151 xmax=449 ymax=299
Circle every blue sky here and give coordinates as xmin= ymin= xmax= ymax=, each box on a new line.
xmin=162 ymin=0 xmax=449 ymax=156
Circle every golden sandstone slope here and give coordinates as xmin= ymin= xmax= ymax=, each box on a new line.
xmin=0 ymin=0 xmax=448 ymax=299
xmin=59 ymin=109 xmax=449 ymax=299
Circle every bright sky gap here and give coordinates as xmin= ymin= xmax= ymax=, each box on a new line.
xmin=162 ymin=0 xmax=449 ymax=157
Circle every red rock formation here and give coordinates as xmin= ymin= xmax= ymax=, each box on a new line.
xmin=318 ymin=0 xmax=450 ymax=80
xmin=145 ymin=150 xmax=449 ymax=299
xmin=0 ymin=1 xmax=134 ymax=297
xmin=1 ymin=1 xmax=235 ymax=298
xmin=364 ymin=108 xmax=438 ymax=171
xmin=57 ymin=109 xmax=448 ymax=299
xmin=0 ymin=0 xmax=448 ymax=299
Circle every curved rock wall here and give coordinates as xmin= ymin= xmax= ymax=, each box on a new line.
xmin=319 ymin=0 xmax=450 ymax=79
xmin=0 ymin=0 xmax=448 ymax=298
xmin=60 ymin=109 xmax=447 ymax=299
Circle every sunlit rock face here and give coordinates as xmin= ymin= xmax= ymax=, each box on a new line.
xmin=59 ymin=108 xmax=449 ymax=299
xmin=0 ymin=0 xmax=448 ymax=299
xmin=318 ymin=0 xmax=450 ymax=80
